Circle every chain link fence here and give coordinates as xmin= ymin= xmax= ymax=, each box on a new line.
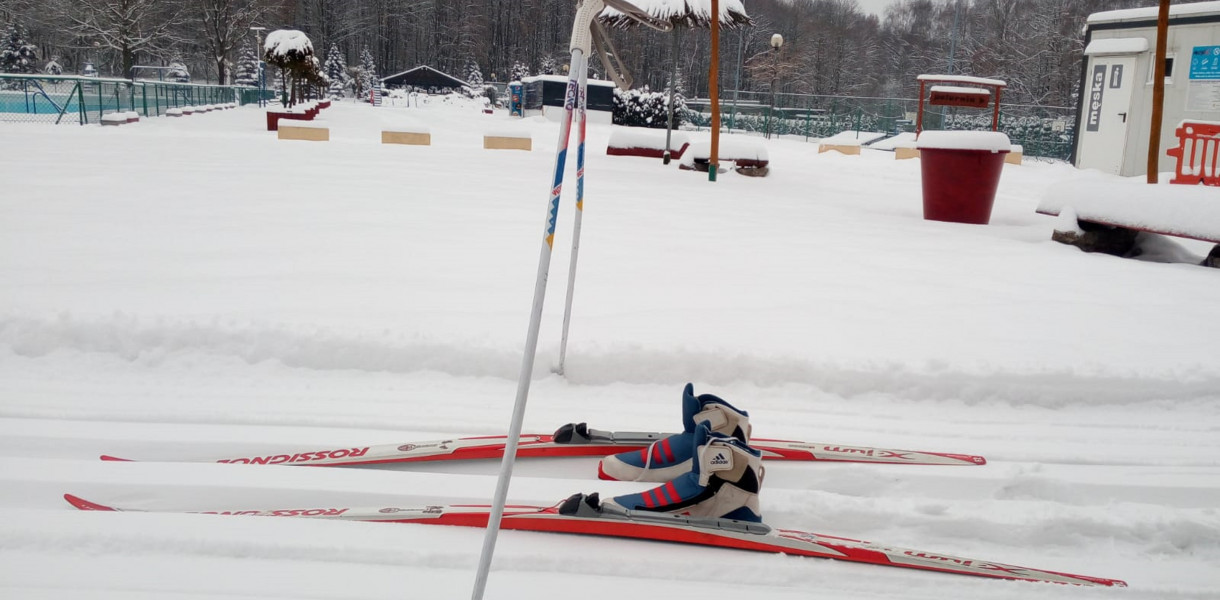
xmin=684 ymin=90 xmax=1077 ymax=161
xmin=0 ymin=74 xmax=267 ymax=125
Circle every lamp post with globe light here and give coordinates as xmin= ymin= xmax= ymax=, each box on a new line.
xmin=768 ymin=33 xmax=783 ymax=139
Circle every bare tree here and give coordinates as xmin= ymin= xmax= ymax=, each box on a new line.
xmin=192 ymin=0 xmax=280 ymax=84
xmin=53 ymin=0 xmax=188 ymax=77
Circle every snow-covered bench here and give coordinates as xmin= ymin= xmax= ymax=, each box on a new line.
xmin=1037 ymin=176 xmax=1220 ymax=266
xmin=606 ymin=128 xmax=690 ymax=160
xmin=818 ymin=131 xmax=887 ymax=155
xmin=679 ymin=139 xmax=770 ymax=177
xmin=101 ymin=112 xmax=127 ymax=126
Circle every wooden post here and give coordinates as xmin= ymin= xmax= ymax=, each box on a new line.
xmin=1147 ymin=0 xmax=1170 ymax=183
xmin=709 ymin=0 xmax=721 ymax=182
xmin=992 ymin=87 xmax=1001 ymax=131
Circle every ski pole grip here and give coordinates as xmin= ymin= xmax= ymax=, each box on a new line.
xmin=569 ymin=0 xmax=606 ymax=54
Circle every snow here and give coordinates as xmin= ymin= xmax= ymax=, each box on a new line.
xmin=263 ymin=30 xmax=313 ymax=57
xmin=1088 ymin=0 xmax=1220 ymax=24
xmin=2 ymin=98 xmax=1220 ymax=600
xmin=870 ymin=132 xmax=918 ymax=150
xmin=917 ymin=130 xmax=1011 ymax=152
xmin=601 ymin=0 xmax=749 ymax=23
xmin=608 ymin=128 xmax=689 ymax=151
xmin=917 ymin=74 xmax=1007 ymax=87
xmin=1084 ymin=37 xmax=1150 ymax=56
xmin=1038 ymin=173 xmax=1220 ymax=242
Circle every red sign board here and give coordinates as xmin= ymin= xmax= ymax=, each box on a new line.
xmin=929 ymin=89 xmax=990 ymax=108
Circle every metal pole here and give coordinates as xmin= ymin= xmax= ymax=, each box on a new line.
xmin=557 ymin=55 xmax=589 ymax=376
xmin=708 ymin=0 xmax=721 ymax=182
xmin=729 ymin=28 xmax=744 ymax=131
xmin=663 ymin=28 xmax=681 ymax=164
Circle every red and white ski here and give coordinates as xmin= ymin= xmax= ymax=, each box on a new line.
xmin=63 ymin=493 xmax=1122 ymax=587
xmin=99 ymin=423 xmax=986 ymax=468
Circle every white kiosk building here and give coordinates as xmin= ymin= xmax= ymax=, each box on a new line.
xmin=1072 ymin=1 xmax=1220 ymax=176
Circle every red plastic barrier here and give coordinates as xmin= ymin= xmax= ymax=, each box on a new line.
xmin=1167 ymin=121 xmax=1220 ymax=186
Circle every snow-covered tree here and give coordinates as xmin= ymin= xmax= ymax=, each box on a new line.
xmin=1 ymin=22 xmax=38 ymax=74
xmin=323 ymin=43 xmax=348 ymax=98
xmin=263 ymin=29 xmax=314 ymax=106
xmin=464 ymin=58 xmax=483 ymax=88
xmin=44 ymin=57 xmax=63 ymax=75
xmin=358 ymin=46 xmax=378 ymax=96
xmin=539 ymin=56 xmax=555 ymax=76
xmin=166 ymin=58 xmax=190 ymax=83
xmin=509 ymin=60 xmax=529 ymax=82
xmin=234 ymin=43 xmax=259 ymax=86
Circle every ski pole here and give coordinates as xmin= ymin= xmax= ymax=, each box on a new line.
xmin=470 ymin=3 xmax=599 ymax=597
xmin=557 ymin=55 xmax=589 ymax=377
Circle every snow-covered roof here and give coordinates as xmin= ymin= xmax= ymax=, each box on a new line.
xmin=1088 ymin=1 xmax=1220 ymax=25
xmin=381 ymin=65 xmax=469 ymax=88
xmin=928 ymin=85 xmax=991 ymax=96
xmin=600 ymin=0 xmax=752 ymax=29
xmin=1084 ymin=37 xmax=1150 ymax=55
xmin=521 ymin=74 xmax=616 ymax=87
xmin=264 ymin=30 xmax=313 ymax=57
xmin=917 ymin=74 xmax=1007 ymax=88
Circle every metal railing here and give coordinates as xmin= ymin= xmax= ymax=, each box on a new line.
xmin=0 ymin=74 xmax=269 ymax=125
xmin=684 ymin=90 xmax=1077 ymax=160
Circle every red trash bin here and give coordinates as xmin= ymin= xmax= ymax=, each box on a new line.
xmin=916 ymin=131 xmax=1010 ymax=225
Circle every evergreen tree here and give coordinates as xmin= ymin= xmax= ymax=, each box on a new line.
xmin=166 ymin=58 xmax=190 ymax=83
xmin=539 ymin=56 xmax=556 ymax=75
xmin=464 ymin=58 xmax=483 ymax=87
xmin=509 ymin=60 xmax=530 ymax=82
xmin=323 ymin=43 xmax=348 ymax=98
xmin=1 ymin=22 xmax=38 ymax=74
xmin=358 ymin=46 xmax=378 ymax=95
xmin=44 ymin=56 xmax=63 ymax=75
xmin=234 ymin=44 xmax=260 ymax=87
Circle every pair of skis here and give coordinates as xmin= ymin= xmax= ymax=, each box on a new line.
xmin=72 ymin=422 xmax=1122 ymax=586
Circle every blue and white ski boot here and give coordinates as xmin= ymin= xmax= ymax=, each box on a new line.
xmin=601 ymin=422 xmax=765 ymax=522
xmin=599 ymin=383 xmax=752 ymax=482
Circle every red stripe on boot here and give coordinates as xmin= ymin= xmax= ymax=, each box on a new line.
xmin=661 ymin=438 xmax=674 ymax=463
xmin=663 ymin=481 xmax=680 ymax=503
xmin=642 ymin=489 xmax=657 ymax=508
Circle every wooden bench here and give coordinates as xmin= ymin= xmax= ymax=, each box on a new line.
xmin=382 ymin=130 xmax=431 ymax=145
xmin=1037 ymin=178 xmax=1220 ymax=267
xmin=484 ymin=130 xmax=531 ymax=151
xmin=278 ymin=122 xmax=329 ymax=142
xmin=606 ymin=129 xmax=690 ymax=160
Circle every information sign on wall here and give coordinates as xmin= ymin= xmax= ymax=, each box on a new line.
xmin=1187 ymin=46 xmax=1220 ymax=111
xmin=1086 ymin=64 xmax=1106 ymax=132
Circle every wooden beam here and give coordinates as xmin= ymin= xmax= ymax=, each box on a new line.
xmin=1148 ymin=0 xmax=1170 ymax=183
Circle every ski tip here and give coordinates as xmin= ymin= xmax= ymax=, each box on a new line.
xmin=99 ymin=455 xmax=133 ymax=462
xmin=63 ymin=494 xmax=117 ymax=512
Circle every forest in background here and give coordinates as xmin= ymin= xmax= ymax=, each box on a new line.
xmin=3 ymin=0 xmax=1149 ymax=108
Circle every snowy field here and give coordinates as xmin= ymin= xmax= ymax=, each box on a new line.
xmin=1 ymin=96 xmax=1218 ymax=599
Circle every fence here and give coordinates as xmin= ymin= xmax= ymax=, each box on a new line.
xmin=0 ymin=74 xmax=268 ymax=125
xmin=684 ymin=90 xmax=1077 ymax=160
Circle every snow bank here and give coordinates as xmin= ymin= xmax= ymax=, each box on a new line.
xmin=869 ymin=132 xmax=917 ymax=150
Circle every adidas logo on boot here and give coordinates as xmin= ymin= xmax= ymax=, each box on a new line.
xmin=602 ymin=422 xmax=765 ymax=523
xmin=599 ymin=383 xmax=752 ymax=482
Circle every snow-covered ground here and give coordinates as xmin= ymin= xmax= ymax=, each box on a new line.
xmin=2 ymin=96 xmax=1218 ymax=599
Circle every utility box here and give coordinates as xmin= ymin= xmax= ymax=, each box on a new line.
xmin=521 ymin=75 xmax=615 ymax=124
xmin=1073 ymin=1 xmax=1220 ymax=177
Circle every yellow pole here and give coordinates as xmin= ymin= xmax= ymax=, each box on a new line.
xmin=708 ymin=0 xmax=721 ymax=182
xmin=1147 ymin=0 xmax=1170 ymax=183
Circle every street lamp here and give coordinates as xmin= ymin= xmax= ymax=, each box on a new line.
xmin=768 ymin=33 xmax=783 ymax=140
xmin=250 ymin=26 xmax=267 ymax=106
